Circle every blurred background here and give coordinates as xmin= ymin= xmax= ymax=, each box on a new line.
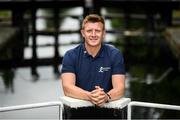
xmin=0 ymin=0 xmax=180 ymax=119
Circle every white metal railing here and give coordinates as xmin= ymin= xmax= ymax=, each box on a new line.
xmin=59 ymin=96 xmax=131 ymax=109
xmin=1 ymin=97 xmax=180 ymax=120
xmin=0 ymin=101 xmax=63 ymax=120
xmin=0 ymin=97 xmax=131 ymax=119
xmin=127 ymin=101 xmax=180 ymax=120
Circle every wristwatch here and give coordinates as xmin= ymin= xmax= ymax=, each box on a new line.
xmin=106 ymin=93 xmax=111 ymax=103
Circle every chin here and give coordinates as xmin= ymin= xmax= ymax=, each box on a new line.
xmin=89 ymin=43 xmax=99 ymax=47
xmin=90 ymin=42 xmax=100 ymax=46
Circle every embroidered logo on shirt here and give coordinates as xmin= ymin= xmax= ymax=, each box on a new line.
xmin=98 ymin=67 xmax=111 ymax=72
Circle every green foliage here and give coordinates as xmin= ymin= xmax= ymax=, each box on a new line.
xmin=0 ymin=10 xmax=11 ymax=17
xmin=111 ymin=18 xmax=124 ymax=28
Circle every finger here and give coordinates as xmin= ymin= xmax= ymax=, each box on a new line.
xmin=90 ymin=96 xmax=99 ymax=105
xmin=90 ymin=92 xmax=99 ymax=101
xmin=95 ymin=86 xmax=100 ymax=89
xmin=91 ymin=90 xmax=99 ymax=96
xmin=91 ymin=89 xmax=103 ymax=96
xmin=92 ymin=93 xmax=105 ymax=101
xmin=91 ymin=91 xmax=98 ymax=96
xmin=96 ymin=99 xmax=106 ymax=107
xmin=95 ymin=86 xmax=104 ymax=91
xmin=98 ymin=94 xmax=106 ymax=99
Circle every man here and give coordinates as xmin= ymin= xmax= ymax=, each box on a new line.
xmin=61 ymin=14 xmax=125 ymax=107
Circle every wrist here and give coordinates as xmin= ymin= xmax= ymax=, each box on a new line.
xmin=85 ymin=91 xmax=92 ymax=101
xmin=106 ymin=93 xmax=111 ymax=103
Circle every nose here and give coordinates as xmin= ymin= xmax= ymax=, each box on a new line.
xmin=92 ymin=30 xmax=96 ymax=36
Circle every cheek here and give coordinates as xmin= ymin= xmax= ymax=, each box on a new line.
xmin=99 ymin=33 xmax=105 ymax=39
xmin=83 ymin=33 xmax=88 ymax=39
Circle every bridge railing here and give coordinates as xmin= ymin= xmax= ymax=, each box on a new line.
xmin=127 ymin=101 xmax=180 ymax=120
xmin=0 ymin=96 xmax=131 ymax=119
xmin=1 ymin=96 xmax=180 ymax=119
xmin=0 ymin=101 xmax=63 ymax=120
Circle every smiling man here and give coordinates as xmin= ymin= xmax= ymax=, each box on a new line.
xmin=60 ymin=14 xmax=126 ymax=118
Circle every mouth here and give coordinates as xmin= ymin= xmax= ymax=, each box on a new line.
xmin=90 ymin=37 xmax=98 ymax=41
xmin=90 ymin=39 xmax=97 ymax=41
xmin=90 ymin=39 xmax=98 ymax=43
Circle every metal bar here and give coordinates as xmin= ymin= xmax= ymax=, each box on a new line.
xmin=59 ymin=103 xmax=63 ymax=120
xmin=0 ymin=101 xmax=63 ymax=120
xmin=127 ymin=101 xmax=180 ymax=120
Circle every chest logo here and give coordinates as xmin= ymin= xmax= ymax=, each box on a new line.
xmin=98 ymin=67 xmax=111 ymax=72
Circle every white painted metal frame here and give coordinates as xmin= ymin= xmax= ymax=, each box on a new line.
xmin=0 ymin=96 xmax=131 ymax=119
xmin=1 ymin=97 xmax=180 ymax=120
xmin=60 ymin=96 xmax=131 ymax=109
xmin=0 ymin=101 xmax=63 ymax=120
xmin=128 ymin=101 xmax=180 ymax=120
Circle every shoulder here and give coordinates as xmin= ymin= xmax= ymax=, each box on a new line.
xmin=104 ymin=44 xmax=122 ymax=56
xmin=64 ymin=44 xmax=82 ymax=58
xmin=103 ymin=44 xmax=124 ymax=64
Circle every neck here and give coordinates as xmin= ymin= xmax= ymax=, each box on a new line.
xmin=85 ymin=44 xmax=101 ymax=57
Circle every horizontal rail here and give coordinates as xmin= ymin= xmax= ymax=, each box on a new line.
xmin=127 ymin=101 xmax=180 ymax=120
xmin=3 ymin=98 xmax=180 ymax=120
xmin=60 ymin=96 xmax=131 ymax=109
xmin=0 ymin=101 xmax=63 ymax=120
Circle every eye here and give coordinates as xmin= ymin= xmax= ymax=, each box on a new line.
xmin=86 ymin=30 xmax=92 ymax=33
xmin=96 ymin=30 xmax=101 ymax=33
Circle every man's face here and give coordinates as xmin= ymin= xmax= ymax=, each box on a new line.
xmin=81 ymin=22 xmax=105 ymax=47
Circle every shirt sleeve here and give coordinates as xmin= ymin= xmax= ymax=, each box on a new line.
xmin=61 ymin=50 xmax=76 ymax=74
xmin=111 ymin=51 xmax=125 ymax=75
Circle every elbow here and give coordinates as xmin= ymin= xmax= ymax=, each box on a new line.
xmin=120 ymin=86 xmax=125 ymax=97
xmin=62 ymin=84 xmax=75 ymax=98
xmin=63 ymin=90 xmax=69 ymax=96
xmin=116 ymin=86 xmax=125 ymax=99
xmin=62 ymin=85 xmax=71 ymax=96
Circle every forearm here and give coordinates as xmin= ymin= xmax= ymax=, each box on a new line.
xmin=61 ymin=73 xmax=91 ymax=101
xmin=108 ymin=74 xmax=125 ymax=101
xmin=107 ymin=88 xmax=124 ymax=101
xmin=63 ymin=84 xmax=91 ymax=101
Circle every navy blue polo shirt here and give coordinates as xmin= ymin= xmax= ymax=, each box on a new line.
xmin=61 ymin=43 xmax=125 ymax=92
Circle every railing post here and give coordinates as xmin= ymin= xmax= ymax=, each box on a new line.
xmin=127 ymin=102 xmax=132 ymax=120
xmin=59 ymin=104 xmax=63 ymax=120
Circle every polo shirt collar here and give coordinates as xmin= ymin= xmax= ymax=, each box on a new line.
xmin=82 ymin=43 xmax=105 ymax=58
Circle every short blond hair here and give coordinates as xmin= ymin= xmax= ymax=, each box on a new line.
xmin=81 ymin=14 xmax=105 ymax=30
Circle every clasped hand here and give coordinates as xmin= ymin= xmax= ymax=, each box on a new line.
xmin=89 ymin=86 xmax=108 ymax=107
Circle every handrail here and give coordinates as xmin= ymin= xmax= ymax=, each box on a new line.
xmin=0 ymin=97 xmax=131 ymax=119
xmin=0 ymin=101 xmax=63 ymax=120
xmin=127 ymin=101 xmax=180 ymax=120
xmin=60 ymin=96 xmax=131 ymax=109
xmin=2 ymin=99 xmax=180 ymax=120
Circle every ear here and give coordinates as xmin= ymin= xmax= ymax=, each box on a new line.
xmin=103 ymin=30 xmax=106 ymax=39
xmin=81 ymin=29 xmax=85 ymax=38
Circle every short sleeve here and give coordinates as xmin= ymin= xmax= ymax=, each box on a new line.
xmin=61 ymin=50 xmax=76 ymax=74
xmin=111 ymin=51 xmax=125 ymax=75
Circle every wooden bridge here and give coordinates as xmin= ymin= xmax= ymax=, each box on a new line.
xmin=0 ymin=0 xmax=180 ymax=77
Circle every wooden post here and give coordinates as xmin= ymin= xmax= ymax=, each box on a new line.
xmin=11 ymin=9 xmax=25 ymax=67
xmin=53 ymin=6 xmax=60 ymax=76
xmin=31 ymin=2 xmax=39 ymax=79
